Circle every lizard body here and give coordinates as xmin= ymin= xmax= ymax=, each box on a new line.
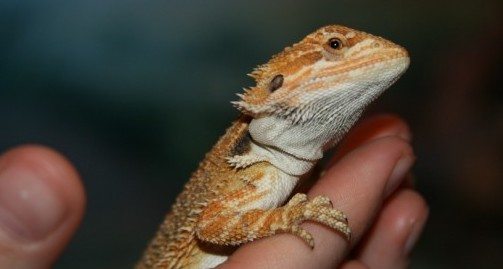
xmin=137 ymin=25 xmax=409 ymax=269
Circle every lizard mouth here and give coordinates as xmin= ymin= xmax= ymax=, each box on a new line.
xmin=306 ymin=49 xmax=410 ymax=88
xmin=271 ymin=51 xmax=409 ymax=124
xmin=283 ymin=51 xmax=409 ymax=104
xmin=232 ymin=46 xmax=409 ymax=118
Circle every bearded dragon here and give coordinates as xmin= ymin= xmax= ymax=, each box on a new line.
xmin=137 ymin=25 xmax=409 ymax=269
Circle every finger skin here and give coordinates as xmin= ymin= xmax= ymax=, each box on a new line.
xmin=0 ymin=145 xmax=85 ymax=269
xmin=339 ymin=260 xmax=370 ymax=269
xmin=219 ymin=116 xmax=414 ymax=269
xmin=356 ymin=189 xmax=428 ymax=269
xmin=329 ymin=114 xmax=411 ymax=166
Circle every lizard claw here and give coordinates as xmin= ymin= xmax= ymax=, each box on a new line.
xmin=312 ymin=196 xmax=332 ymax=207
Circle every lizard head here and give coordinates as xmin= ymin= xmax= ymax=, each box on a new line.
xmin=233 ymin=25 xmax=410 ymax=162
xmin=234 ymin=25 xmax=409 ymax=123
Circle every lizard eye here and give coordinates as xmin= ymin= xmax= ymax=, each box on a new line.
xmin=269 ymin=74 xmax=284 ymax=92
xmin=328 ymin=38 xmax=343 ymax=50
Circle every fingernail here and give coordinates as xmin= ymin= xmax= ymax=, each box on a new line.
xmin=385 ymin=155 xmax=415 ymax=196
xmin=403 ymin=208 xmax=429 ymax=255
xmin=0 ymin=165 xmax=66 ymax=241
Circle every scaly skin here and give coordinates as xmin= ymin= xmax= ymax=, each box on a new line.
xmin=137 ymin=25 xmax=409 ymax=269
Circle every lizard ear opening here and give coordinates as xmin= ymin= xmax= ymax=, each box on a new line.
xmin=269 ymin=74 xmax=284 ymax=92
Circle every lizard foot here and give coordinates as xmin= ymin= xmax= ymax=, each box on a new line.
xmin=281 ymin=193 xmax=351 ymax=248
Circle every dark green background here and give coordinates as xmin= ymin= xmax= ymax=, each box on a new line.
xmin=1 ymin=0 xmax=502 ymax=268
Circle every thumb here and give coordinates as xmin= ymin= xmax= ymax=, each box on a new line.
xmin=0 ymin=145 xmax=85 ymax=268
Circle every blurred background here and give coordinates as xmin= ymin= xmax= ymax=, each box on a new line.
xmin=1 ymin=0 xmax=502 ymax=268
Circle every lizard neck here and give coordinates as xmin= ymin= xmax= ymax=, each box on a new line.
xmin=247 ymin=108 xmax=363 ymax=176
xmin=247 ymin=140 xmax=315 ymax=176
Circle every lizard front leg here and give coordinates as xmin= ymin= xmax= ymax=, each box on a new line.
xmin=195 ymin=187 xmax=351 ymax=248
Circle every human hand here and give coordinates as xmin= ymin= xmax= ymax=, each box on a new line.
xmin=0 ymin=114 xmax=427 ymax=269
